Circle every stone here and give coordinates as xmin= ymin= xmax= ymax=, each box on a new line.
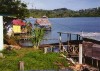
xmin=11 ymin=45 xmax=21 ymax=50
xmin=4 ymin=44 xmax=9 ymax=49
xmin=4 ymin=44 xmax=21 ymax=50
xmin=0 ymin=53 xmax=5 ymax=58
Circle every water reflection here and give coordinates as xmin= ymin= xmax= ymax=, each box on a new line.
xmin=19 ymin=40 xmax=33 ymax=47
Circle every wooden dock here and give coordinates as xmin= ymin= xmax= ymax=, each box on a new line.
xmin=40 ymin=32 xmax=100 ymax=70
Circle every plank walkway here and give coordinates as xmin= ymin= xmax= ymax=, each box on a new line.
xmin=83 ymin=41 xmax=100 ymax=60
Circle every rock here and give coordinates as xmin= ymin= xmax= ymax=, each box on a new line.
xmin=4 ymin=44 xmax=21 ymax=50
xmin=11 ymin=45 xmax=21 ymax=50
xmin=4 ymin=44 xmax=9 ymax=49
xmin=0 ymin=53 xmax=5 ymax=58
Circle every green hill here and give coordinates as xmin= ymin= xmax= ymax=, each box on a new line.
xmin=29 ymin=7 xmax=100 ymax=18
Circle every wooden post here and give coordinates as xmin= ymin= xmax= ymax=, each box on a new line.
xmin=79 ymin=44 xmax=83 ymax=64
xmin=59 ymin=32 xmax=62 ymax=51
xmin=69 ymin=33 xmax=71 ymax=41
xmin=67 ymin=33 xmax=69 ymax=46
xmin=19 ymin=61 xmax=24 ymax=71
xmin=77 ymin=34 xmax=79 ymax=41
xmin=44 ymin=47 xmax=47 ymax=54
xmin=51 ymin=46 xmax=53 ymax=52
xmin=67 ymin=33 xmax=70 ymax=53
xmin=92 ymin=46 xmax=93 ymax=66
xmin=97 ymin=60 xmax=98 ymax=68
xmin=0 ymin=16 xmax=3 ymax=51
xmin=83 ymin=56 xmax=85 ymax=64
xmin=92 ymin=58 xmax=93 ymax=66
xmin=79 ymin=35 xmax=80 ymax=41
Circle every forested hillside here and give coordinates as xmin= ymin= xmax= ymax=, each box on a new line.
xmin=29 ymin=7 xmax=100 ymax=18
xmin=0 ymin=0 xmax=100 ymax=18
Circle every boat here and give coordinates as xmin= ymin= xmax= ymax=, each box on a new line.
xmin=34 ymin=16 xmax=51 ymax=31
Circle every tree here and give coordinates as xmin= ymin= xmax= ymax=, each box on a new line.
xmin=0 ymin=0 xmax=29 ymax=19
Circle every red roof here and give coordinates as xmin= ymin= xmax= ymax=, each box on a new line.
xmin=12 ymin=19 xmax=26 ymax=26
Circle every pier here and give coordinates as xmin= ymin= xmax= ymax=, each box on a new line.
xmin=40 ymin=32 xmax=100 ymax=70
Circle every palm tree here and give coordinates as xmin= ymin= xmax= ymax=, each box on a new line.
xmin=31 ymin=27 xmax=45 ymax=49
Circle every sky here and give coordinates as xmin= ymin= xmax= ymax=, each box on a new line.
xmin=21 ymin=0 xmax=100 ymax=10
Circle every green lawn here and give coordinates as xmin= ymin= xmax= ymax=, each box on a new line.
xmin=0 ymin=48 xmax=69 ymax=71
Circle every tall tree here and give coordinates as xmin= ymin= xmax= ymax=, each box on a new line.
xmin=0 ymin=0 xmax=29 ymax=19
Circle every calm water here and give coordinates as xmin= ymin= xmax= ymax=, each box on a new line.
xmin=26 ymin=17 xmax=100 ymax=44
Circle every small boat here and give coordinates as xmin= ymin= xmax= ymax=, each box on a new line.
xmin=34 ymin=16 xmax=51 ymax=31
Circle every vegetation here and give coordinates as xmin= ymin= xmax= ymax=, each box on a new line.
xmin=1 ymin=0 xmax=99 ymax=18
xmin=29 ymin=7 xmax=100 ymax=18
xmin=4 ymin=35 xmax=19 ymax=46
xmin=0 ymin=0 xmax=100 ymax=18
xmin=0 ymin=0 xmax=29 ymax=19
xmin=0 ymin=48 xmax=69 ymax=71
xmin=31 ymin=27 xmax=45 ymax=49
xmin=76 ymin=7 xmax=100 ymax=17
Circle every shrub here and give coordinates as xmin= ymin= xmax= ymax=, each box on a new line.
xmin=1 ymin=49 xmax=17 ymax=56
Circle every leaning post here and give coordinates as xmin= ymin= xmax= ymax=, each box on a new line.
xmin=0 ymin=16 xmax=3 ymax=51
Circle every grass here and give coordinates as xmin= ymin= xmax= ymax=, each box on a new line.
xmin=0 ymin=48 xmax=69 ymax=71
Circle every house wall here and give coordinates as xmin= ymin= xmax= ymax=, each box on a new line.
xmin=13 ymin=25 xmax=21 ymax=33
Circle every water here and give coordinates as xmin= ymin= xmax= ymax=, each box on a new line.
xmin=19 ymin=40 xmax=33 ymax=47
xmin=26 ymin=17 xmax=100 ymax=44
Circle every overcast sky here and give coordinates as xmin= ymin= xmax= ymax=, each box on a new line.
xmin=21 ymin=0 xmax=100 ymax=10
